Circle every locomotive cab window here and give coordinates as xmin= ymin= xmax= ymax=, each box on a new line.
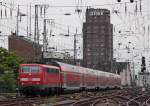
xmin=46 ymin=68 xmax=59 ymax=74
xmin=21 ymin=66 xmax=29 ymax=73
xmin=21 ymin=66 xmax=40 ymax=73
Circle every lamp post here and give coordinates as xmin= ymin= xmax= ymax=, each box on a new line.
xmin=16 ymin=5 xmax=26 ymax=36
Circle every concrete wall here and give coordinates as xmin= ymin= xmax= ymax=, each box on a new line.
xmin=120 ymin=63 xmax=131 ymax=86
xmin=138 ymin=72 xmax=150 ymax=87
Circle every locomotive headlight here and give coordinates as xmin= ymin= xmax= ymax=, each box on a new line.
xmin=21 ymin=82 xmax=24 ymax=85
xmin=20 ymin=78 xmax=28 ymax=81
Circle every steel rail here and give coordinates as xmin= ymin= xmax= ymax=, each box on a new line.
xmin=145 ymin=97 xmax=150 ymax=106
xmin=126 ymin=93 xmax=150 ymax=106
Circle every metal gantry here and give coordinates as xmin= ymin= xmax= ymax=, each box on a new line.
xmin=43 ymin=19 xmax=54 ymax=52
xmin=34 ymin=4 xmax=49 ymax=44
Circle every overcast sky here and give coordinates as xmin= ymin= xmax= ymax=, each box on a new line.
xmin=0 ymin=0 xmax=150 ymax=73
xmin=0 ymin=0 xmax=123 ymax=35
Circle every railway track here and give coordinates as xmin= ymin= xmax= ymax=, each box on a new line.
xmin=0 ymin=97 xmax=45 ymax=106
xmin=52 ymin=90 xmax=124 ymax=106
xmin=51 ymin=88 xmax=150 ymax=106
xmin=126 ymin=91 xmax=150 ymax=106
xmin=1 ymin=88 xmax=150 ymax=106
xmin=146 ymin=97 xmax=150 ymax=106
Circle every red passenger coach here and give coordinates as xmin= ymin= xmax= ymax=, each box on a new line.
xmin=18 ymin=61 xmax=121 ymax=95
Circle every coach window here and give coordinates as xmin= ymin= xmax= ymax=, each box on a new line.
xmin=46 ymin=68 xmax=59 ymax=74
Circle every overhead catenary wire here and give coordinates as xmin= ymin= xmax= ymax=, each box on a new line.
xmin=0 ymin=0 xmax=148 ymax=18
xmin=0 ymin=0 xmax=148 ymax=37
xmin=0 ymin=1 xmax=148 ymax=28
xmin=50 ymin=24 xmax=80 ymax=35
xmin=0 ymin=22 xmax=28 ymax=36
xmin=0 ymin=0 xmax=144 ymax=8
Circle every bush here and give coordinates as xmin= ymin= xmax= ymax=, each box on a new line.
xmin=0 ymin=47 xmax=23 ymax=92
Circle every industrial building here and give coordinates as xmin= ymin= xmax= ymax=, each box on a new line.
xmin=83 ymin=8 xmax=113 ymax=72
xmin=8 ymin=33 xmax=42 ymax=63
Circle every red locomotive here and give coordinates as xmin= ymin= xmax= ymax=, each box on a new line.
xmin=18 ymin=61 xmax=121 ymax=95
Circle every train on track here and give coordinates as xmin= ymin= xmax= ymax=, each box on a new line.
xmin=18 ymin=61 xmax=121 ymax=95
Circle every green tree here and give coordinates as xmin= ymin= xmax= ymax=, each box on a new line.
xmin=0 ymin=47 xmax=23 ymax=92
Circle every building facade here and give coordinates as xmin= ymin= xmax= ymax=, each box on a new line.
xmin=8 ymin=33 xmax=42 ymax=63
xmin=83 ymin=8 xmax=113 ymax=72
